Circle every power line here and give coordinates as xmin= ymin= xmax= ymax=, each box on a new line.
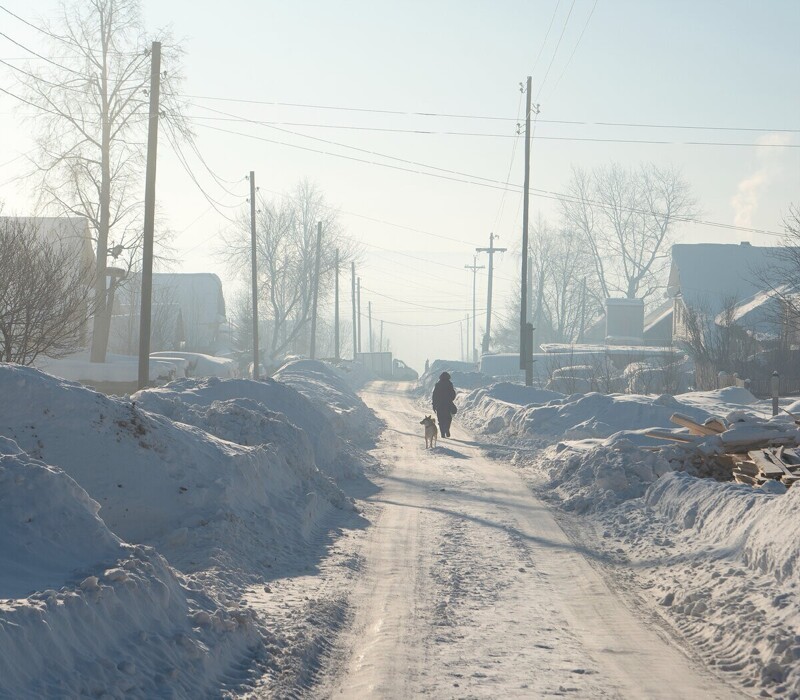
xmin=536 ymin=0 xmax=577 ymax=101
xmin=181 ymin=92 xmax=799 ymax=133
xmin=195 ymin=121 xmax=786 ymax=238
xmin=183 ymin=107 xmax=799 ymax=146
xmin=0 ymin=29 xmax=83 ymax=77
xmin=549 ymin=0 xmax=598 ymax=96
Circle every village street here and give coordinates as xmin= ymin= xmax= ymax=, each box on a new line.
xmin=255 ymin=382 xmax=743 ymax=699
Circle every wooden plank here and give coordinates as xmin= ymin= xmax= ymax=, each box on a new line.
xmin=670 ymin=413 xmax=720 ymax=436
xmin=645 ymin=429 xmax=699 ymax=444
xmin=732 ymin=471 xmax=761 ymax=486
xmin=747 ymin=450 xmax=792 ymax=478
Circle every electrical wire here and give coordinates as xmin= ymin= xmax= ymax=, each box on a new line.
xmin=196 ymin=121 xmax=787 ymax=238
xmin=536 ymin=0 xmax=577 ymax=101
xmin=548 ymin=0 xmax=598 ymax=96
xmin=181 ymin=93 xmax=799 ymax=133
xmin=0 ymin=29 xmax=84 ymax=77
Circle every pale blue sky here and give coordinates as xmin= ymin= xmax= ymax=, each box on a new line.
xmin=1 ymin=0 xmax=798 ymax=370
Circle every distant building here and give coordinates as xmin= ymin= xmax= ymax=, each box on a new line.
xmin=110 ymin=272 xmax=229 ymax=356
xmin=0 ymin=215 xmax=95 ymax=345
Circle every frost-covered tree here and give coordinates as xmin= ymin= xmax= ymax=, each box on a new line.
xmin=18 ymin=0 xmax=187 ymax=362
xmin=220 ymin=181 xmax=358 ymax=363
xmin=561 ymin=163 xmax=697 ymax=303
xmin=0 ymin=218 xmax=94 ymax=364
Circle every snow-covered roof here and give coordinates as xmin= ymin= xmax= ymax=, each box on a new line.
xmin=667 ymin=242 xmax=793 ymax=317
xmin=716 ymin=284 xmax=797 ymax=340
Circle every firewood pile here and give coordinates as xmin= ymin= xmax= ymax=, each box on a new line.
xmin=646 ymin=411 xmax=800 ymax=488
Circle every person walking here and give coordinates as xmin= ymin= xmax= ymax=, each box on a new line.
xmin=432 ymin=371 xmax=457 ymax=438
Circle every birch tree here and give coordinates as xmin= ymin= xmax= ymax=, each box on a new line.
xmin=19 ymin=0 xmax=187 ymax=362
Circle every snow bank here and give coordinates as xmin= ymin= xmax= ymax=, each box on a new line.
xmin=0 ymin=438 xmax=260 ymax=698
xmin=150 ymin=351 xmax=238 ymax=378
xmin=0 ymin=365 xmax=348 ymax=572
xmin=457 ymin=383 xmax=564 ymax=434
xmin=593 ymin=473 xmax=800 ymax=696
xmin=273 ymin=359 xmax=382 ymax=446
xmin=133 ymin=374 xmax=358 ymax=481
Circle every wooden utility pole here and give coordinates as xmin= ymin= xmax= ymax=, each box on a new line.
xmin=368 ymin=301 xmax=373 ymax=353
xmin=249 ymin=171 xmax=259 ymax=379
xmin=477 ymin=233 xmax=506 ymax=355
xmin=465 ymin=256 xmax=484 ymax=363
xmin=357 ymin=277 xmax=362 ymax=353
xmin=137 ymin=41 xmax=162 ymax=389
xmin=351 ymin=262 xmax=357 ymax=359
xmin=334 ymin=249 xmax=340 ymax=360
xmin=309 ymin=221 xmax=323 ymax=359
xmin=519 ymin=75 xmax=532 ymax=370
xmin=380 ymin=320 xmax=384 ymax=352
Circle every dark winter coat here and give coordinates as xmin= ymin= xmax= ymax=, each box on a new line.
xmin=432 ymin=378 xmax=456 ymax=413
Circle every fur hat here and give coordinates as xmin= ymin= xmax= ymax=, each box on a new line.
xmin=439 ymin=371 xmax=451 ymax=380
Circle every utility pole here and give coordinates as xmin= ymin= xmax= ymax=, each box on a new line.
xmin=460 ymin=320 xmax=464 ymax=361
xmin=137 ymin=41 xmax=162 ymax=389
xmin=466 ymin=313 xmax=470 ymax=362
xmin=357 ymin=277 xmax=362 ymax=353
xmin=477 ymin=232 xmax=507 ymax=355
xmin=465 ymin=256 xmax=484 ymax=362
xmin=380 ymin=320 xmax=384 ymax=352
xmin=334 ymin=249 xmax=340 ymax=360
xmin=519 ymin=75 xmax=533 ymax=370
xmin=309 ymin=221 xmax=323 ymax=359
xmin=248 ymin=171 xmax=259 ymax=379
xmin=351 ymin=262 xmax=357 ymax=360
xmin=578 ymin=277 xmax=587 ymax=343
xmin=368 ymin=301 xmax=373 ymax=353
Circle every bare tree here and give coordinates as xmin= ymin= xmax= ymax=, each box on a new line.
xmin=493 ymin=218 xmax=601 ymax=350
xmin=18 ymin=0 xmax=187 ymax=362
xmin=220 ymin=181 xmax=358 ymax=364
xmin=0 ymin=218 xmax=95 ymax=364
xmin=562 ymin=163 xmax=697 ymax=303
xmin=680 ymin=298 xmax=758 ymax=389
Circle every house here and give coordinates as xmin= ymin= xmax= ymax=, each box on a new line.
xmin=0 ymin=215 xmax=95 ymax=273
xmin=109 ymin=272 xmax=229 ymax=356
xmin=0 ymin=215 xmax=96 ymax=346
xmin=667 ymin=242 xmax=792 ymax=342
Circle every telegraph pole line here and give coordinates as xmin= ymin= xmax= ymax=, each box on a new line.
xmin=248 ymin=171 xmax=259 ymax=379
xmin=137 ymin=41 xmax=162 ymax=389
xmin=357 ymin=277 xmax=362 ymax=353
xmin=368 ymin=301 xmax=373 ymax=353
xmin=519 ymin=75 xmax=533 ymax=370
xmin=334 ymin=249 xmax=340 ymax=360
xmin=477 ymin=232 xmax=506 ymax=355
xmin=309 ymin=221 xmax=323 ymax=360
xmin=465 ymin=256 xmax=484 ymax=363
xmin=351 ymin=262 xmax=357 ymax=360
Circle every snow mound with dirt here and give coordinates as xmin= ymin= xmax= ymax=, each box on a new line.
xmin=0 ymin=438 xmax=261 ymax=698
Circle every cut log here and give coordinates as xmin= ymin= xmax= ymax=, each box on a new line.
xmin=670 ymin=413 xmax=721 ymax=436
xmin=703 ymin=418 xmax=727 ymax=434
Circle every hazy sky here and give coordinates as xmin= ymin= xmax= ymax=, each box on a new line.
xmin=1 ymin=0 xmax=798 ymax=373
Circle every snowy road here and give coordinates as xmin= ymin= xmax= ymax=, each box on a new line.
xmin=313 ymin=382 xmax=741 ymax=699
